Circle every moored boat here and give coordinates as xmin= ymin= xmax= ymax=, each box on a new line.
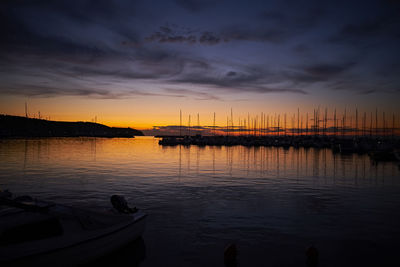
xmin=0 ymin=191 xmax=146 ymax=266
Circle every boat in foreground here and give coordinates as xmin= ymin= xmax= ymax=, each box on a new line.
xmin=0 ymin=191 xmax=146 ymax=266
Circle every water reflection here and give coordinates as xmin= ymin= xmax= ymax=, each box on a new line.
xmin=169 ymin=145 xmax=398 ymax=187
xmin=85 ymin=237 xmax=146 ymax=267
xmin=1 ymin=137 xmax=400 ymax=266
xmin=2 ymin=137 xmax=398 ymax=191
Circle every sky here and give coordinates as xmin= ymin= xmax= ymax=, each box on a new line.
xmin=1 ymin=0 xmax=400 ymax=131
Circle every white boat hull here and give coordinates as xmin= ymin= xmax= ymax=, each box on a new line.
xmin=0 ymin=203 xmax=147 ymax=266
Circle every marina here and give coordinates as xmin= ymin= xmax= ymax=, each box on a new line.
xmin=158 ymin=110 xmax=400 ymax=162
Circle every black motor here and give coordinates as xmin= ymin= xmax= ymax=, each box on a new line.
xmin=110 ymin=195 xmax=137 ymax=214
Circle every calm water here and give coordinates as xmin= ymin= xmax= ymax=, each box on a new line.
xmin=1 ymin=137 xmax=400 ymax=266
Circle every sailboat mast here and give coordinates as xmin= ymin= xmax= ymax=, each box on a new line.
xmin=297 ymin=108 xmax=300 ymax=136
xmin=277 ymin=114 xmax=280 ymax=137
xmin=383 ymin=111 xmax=385 ymax=137
xmin=231 ymin=108 xmax=233 ymax=136
xmin=376 ymin=108 xmax=378 ymax=137
xmin=180 ymin=109 xmax=182 ymax=137
xmin=393 ymin=113 xmax=395 ymax=138
xmin=363 ymin=112 xmax=366 ymax=136
xmin=334 ymin=108 xmax=337 ymax=137
xmin=197 ymin=113 xmax=200 ymax=135
xmin=284 ymin=113 xmax=287 ymax=136
xmin=324 ymin=108 xmax=327 ymax=136
xmin=370 ymin=112 xmax=373 ymax=137
xmin=188 ymin=115 xmax=191 ymax=136
xmin=213 ymin=112 xmax=216 ymax=136
xmin=25 ymin=102 xmax=28 ymax=118
xmin=355 ymin=108 xmax=358 ymax=137
xmin=306 ymin=112 xmax=309 ymax=136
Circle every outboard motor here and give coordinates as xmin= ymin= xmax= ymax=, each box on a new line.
xmin=110 ymin=195 xmax=137 ymax=214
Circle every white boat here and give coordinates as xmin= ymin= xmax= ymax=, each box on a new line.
xmin=0 ymin=192 xmax=146 ymax=266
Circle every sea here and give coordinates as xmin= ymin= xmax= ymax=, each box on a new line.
xmin=1 ymin=137 xmax=399 ymax=266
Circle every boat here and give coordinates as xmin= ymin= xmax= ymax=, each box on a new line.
xmin=369 ymin=149 xmax=398 ymax=162
xmin=0 ymin=191 xmax=146 ymax=266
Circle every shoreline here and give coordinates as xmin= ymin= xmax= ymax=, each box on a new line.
xmin=0 ymin=114 xmax=144 ymax=138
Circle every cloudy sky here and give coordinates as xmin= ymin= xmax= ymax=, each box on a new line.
xmin=1 ymin=0 xmax=399 ymax=129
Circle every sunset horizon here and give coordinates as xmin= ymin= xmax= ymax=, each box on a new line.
xmin=1 ymin=1 xmax=400 ymax=266
xmin=1 ymin=0 xmax=400 ymax=132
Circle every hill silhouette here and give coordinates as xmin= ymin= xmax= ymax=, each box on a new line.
xmin=0 ymin=115 xmax=144 ymax=138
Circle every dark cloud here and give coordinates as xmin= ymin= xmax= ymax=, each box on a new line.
xmin=145 ymin=32 xmax=196 ymax=44
xmin=0 ymin=45 xmax=185 ymax=82
xmin=285 ymin=62 xmax=356 ymax=83
xmin=328 ymin=13 xmax=400 ymax=45
xmin=146 ymin=5 xmax=327 ymax=47
xmin=292 ymin=44 xmax=310 ymax=54
xmin=258 ymin=2 xmax=327 ymax=45
xmin=146 ymin=124 xmax=229 ymax=136
xmin=358 ymin=89 xmax=377 ymax=95
xmin=163 ymin=88 xmax=221 ymax=100
xmin=329 ymin=20 xmax=384 ymax=44
xmin=375 ymin=62 xmax=400 ymax=78
xmin=260 ymin=5 xmax=325 ymax=29
xmin=259 ymin=10 xmax=286 ymax=22
xmin=173 ymin=67 xmax=262 ymax=87
xmin=145 ymin=25 xmax=288 ymax=45
xmin=249 ymin=87 xmax=308 ymax=95
xmin=324 ymin=76 xmax=400 ymax=95
xmin=304 ymin=63 xmax=355 ymax=77
xmin=0 ymin=1 xmax=192 ymax=99
xmin=293 ymin=6 xmax=326 ymax=29
xmin=174 ymin=0 xmax=216 ymax=12
xmin=220 ymin=27 xmax=287 ymax=43
xmin=144 ymin=25 xmax=198 ymax=44
xmin=0 ymin=0 xmax=139 ymax=22
xmin=198 ymin=32 xmax=221 ymax=45
xmin=145 ymin=3 xmax=326 ymax=46
xmin=172 ymin=66 xmax=308 ymax=95
xmin=1 ymin=0 xmax=399 ymax=101
xmin=0 ymin=83 xmax=165 ymax=99
xmin=0 ymin=0 xmax=139 ymax=61
xmin=1 ymin=81 xmax=230 ymax=100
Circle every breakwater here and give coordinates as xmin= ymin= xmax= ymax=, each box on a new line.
xmin=159 ymin=135 xmax=400 ymax=161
